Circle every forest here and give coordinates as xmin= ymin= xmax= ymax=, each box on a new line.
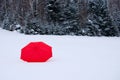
xmin=0 ymin=0 xmax=120 ymax=36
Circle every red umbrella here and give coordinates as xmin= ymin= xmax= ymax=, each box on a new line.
xmin=21 ymin=42 xmax=52 ymax=62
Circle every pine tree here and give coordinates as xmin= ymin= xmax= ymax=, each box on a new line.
xmin=88 ymin=0 xmax=117 ymax=36
xmin=61 ymin=1 xmax=79 ymax=35
xmin=47 ymin=0 xmax=61 ymax=24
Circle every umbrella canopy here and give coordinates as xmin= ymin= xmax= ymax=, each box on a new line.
xmin=21 ymin=42 xmax=52 ymax=62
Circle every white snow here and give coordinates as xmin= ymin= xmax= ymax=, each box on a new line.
xmin=0 ymin=28 xmax=120 ymax=80
xmin=16 ymin=24 xmax=21 ymax=28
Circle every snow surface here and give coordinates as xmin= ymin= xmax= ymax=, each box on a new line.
xmin=0 ymin=28 xmax=120 ymax=80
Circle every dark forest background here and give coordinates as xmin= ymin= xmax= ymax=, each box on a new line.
xmin=0 ymin=0 xmax=120 ymax=36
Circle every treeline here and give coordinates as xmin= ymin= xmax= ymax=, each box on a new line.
xmin=0 ymin=0 xmax=120 ymax=36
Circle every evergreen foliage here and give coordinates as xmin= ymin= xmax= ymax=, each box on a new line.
xmin=0 ymin=0 xmax=120 ymax=36
xmin=88 ymin=0 xmax=117 ymax=36
xmin=47 ymin=0 xmax=62 ymax=24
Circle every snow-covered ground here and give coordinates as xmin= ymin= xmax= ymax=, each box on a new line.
xmin=0 ymin=28 xmax=120 ymax=80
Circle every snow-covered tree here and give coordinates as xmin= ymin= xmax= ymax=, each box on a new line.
xmin=108 ymin=0 xmax=120 ymax=36
xmin=0 ymin=0 xmax=120 ymax=36
xmin=47 ymin=0 xmax=62 ymax=24
xmin=88 ymin=0 xmax=117 ymax=36
xmin=61 ymin=0 xmax=79 ymax=35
